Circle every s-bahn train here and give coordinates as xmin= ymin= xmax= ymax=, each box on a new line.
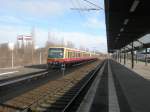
xmin=47 ymin=47 xmax=98 ymax=69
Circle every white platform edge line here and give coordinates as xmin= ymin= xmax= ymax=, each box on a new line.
xmin=0 ymin=71 xmax=19 ymax=76
xmin=77 ymin=61 xmax=106 ymax=112
xmin=0 ymin=66 xmax=22 ymax=70
xmin=108 ymin=60 xmax=120 ymax=112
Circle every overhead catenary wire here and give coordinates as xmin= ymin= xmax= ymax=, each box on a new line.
xmin=70 ymin=0 xmax=101 ymax=20
xmin=70 ymin=0 xmax=103 ymax=12
xmin=71 ymin=0 xmax=83 ymax=18
xmin=83 ymin=0 xmax=103 ymax=10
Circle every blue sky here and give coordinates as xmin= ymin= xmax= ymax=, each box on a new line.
xmin=0 ymin=0 xmax=107 ymax=52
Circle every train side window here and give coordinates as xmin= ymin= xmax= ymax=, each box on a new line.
xmin=72 ymin=52 xmax=75 ymax=58
xmin=68 ymin=52 xmax=71 ymax=58
xmin=75 ymin=52 xmax=77 ymax=58
xmin=65 ymin=50 xmax=68 ymax=58
xmin=72 ymin=52 xmax=74 ymax=58
xmin=70 ymin=52 xmax=72 ymax=58
xmin=74 ymin=52 xmax=76 ymax=58
xmin=81 ymin=52 xmax=83 ymax=57
xmin=67 ymin=51 xmax=69 ymax=58
xmin=78 ymin=53 xmax=80 ymax=57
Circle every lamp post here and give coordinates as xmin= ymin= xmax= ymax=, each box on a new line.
xmin=40 ymin=48 xmax=42 ymax=64
xmin=8 ymin=43 xmax=14 ymax=68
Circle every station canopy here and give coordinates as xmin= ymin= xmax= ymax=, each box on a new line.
xmin=105 ymin=0 xmax=150 ymax=53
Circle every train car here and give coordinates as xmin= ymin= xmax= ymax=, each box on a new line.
xmin=47 ymin=47 xmax=97 ymax=69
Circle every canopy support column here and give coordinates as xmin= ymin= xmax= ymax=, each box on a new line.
xmin=124 ymin=49 xmax=126 ymax=65
xmin=136 ymin=53 xmax=138 ymax=64
xmin=117 ymin=51 xmax=119 ymax=62
xmin=120 ymin=51 xmax=121 ymax=63
xmin=145 ymin=48 xmax=148 ymax=66
xmin=131 ymin=42 xmax=134 ymax=69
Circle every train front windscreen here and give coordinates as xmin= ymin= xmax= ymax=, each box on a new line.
xmin=48 ymin=48 xmax=64 ymax=58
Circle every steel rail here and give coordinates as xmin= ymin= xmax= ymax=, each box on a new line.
xmin=0 ymin=71 xmax=48 ymax=87
xmin=62 ymin=60 xmax=105 ymax=112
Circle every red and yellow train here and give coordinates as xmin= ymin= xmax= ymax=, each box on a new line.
xmin=47 ymin=47 xmax=98 ymax=68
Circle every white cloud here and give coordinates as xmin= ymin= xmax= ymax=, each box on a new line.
xmin=0 ymin=0 xmax=107 ymax=53
xmin=0 ymin=25 xmax=107 ymax=53
xmin=84 ymin=17 xmax=105 ymax=29
xmin=0 ymin=25 xmax=30 ymax=43
xmin=0 ymin=0 xmax=70 ymax=17
xmin=21 ymin=0 xmax=68 ymax=17
xmin=50 ymin=31 xmax=107 ymax=53
xmin=34 ymin=28 xmax=48 ymax=47
xmin=0 ymin=25 xmax=48 ymax=48
xmin=0 ymin=16 xmax=26 ymax=25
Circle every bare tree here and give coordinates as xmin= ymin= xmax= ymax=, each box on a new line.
xmin=65 ymin=41 xmax=75 ymax=48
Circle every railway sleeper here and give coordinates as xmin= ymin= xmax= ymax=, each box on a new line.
xmin=34 ymin=102 xmax=68 ymax=111
xmin=39 ymin=101 xmax=68 ymax=108
xmin=34 ymin=97 xmax=72 ymax=109
xmin=46 ymin=105 xmax=66 ymax=110
xmin=46 ymin=98 xmax=70 ymax=103
xmin=34 ymin=106 xmax=47 ymax=112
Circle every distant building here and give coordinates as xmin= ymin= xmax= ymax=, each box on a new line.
xmin=0 ymin=43 xmax=9 ymax=49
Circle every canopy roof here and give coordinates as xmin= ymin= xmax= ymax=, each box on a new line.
xmin=105 ymin=0 xmax=150 ymax=52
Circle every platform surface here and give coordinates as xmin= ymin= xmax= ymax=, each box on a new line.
xmin=111 ymin=60 xmax=150 ymax=112
xmin=121 ymin=59 xmax=150 ymax=80
xmin=0 ymin=65 xmax=46 ymax=80
xmin=88 ymin=59 xmax=150 ymax=112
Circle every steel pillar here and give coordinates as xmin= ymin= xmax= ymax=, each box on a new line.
xmin=124 ymin=50 xmax=126 ymax=65
xmin=131 ymin=42 xmax=134 ymax=69
xmin=120 ymin=51 xmax=121 ymax=63
xmin=145 ymin=48 xmax=148 ymax=66
xmin=117 ymin=51 xmax=119 ymax=62
xmin=136 ymin=53 xmax=138 ymax=64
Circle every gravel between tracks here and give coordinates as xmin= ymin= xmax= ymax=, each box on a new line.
xmin=0 ymin=60 xmax=101 ymax=112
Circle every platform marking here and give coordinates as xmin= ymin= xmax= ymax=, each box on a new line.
xmin=108 ymin=60 xmax=120 ymax=112
xmin=0 ymin=71 xmax=19 ymax=76
xmin=77 ymin=61 xmax=106 ymax=112
xmin=0 ymin=66 xmax=22 ymax=69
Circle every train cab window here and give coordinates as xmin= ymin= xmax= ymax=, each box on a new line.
xmin=48 ymin=48 xmax=64 ymax=58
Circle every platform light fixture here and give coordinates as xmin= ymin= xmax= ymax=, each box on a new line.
xmin=115 ymin=39 xmax=118 ymax=43
xmin=8 ymin=43 xmax=14 ymax=68
xmin=124 ymin=19 xmax=129 ymax=25
xmin=120 ymin=28 xmax=124 ymax=32
xmin=116 ymin=37 xmax=119 ymax=40
xmin=130 ymin=0 xmax=140 ymax=12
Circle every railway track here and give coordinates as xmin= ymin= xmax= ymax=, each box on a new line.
xmin=0 ymin=69 xmax=48 ymax=84
xmin=0 ymin=60 xmax=103 ymax=112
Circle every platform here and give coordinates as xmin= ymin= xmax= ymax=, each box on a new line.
xmin=0 ymin=64 xmax=46 ymax=81
xmin=78 ymin=59 xmax=150 ymax=112
xmin=111 ymin=60 xmax=150 ymax=112
xmin=121 ymin=60 xmax=150 ymax=80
